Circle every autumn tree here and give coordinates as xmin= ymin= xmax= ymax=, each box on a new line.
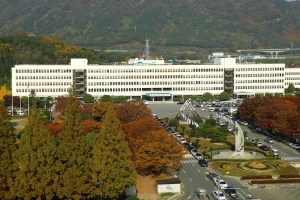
xmin=45 ymin=121 xmax=62 ymax=138
xmin=123 ymin=117 xmax=183 ymax=175
xmin=83 ymin=119 xmax=102 ymax=134
xmin=56 ymin=94 xmax=92 ymax=199
xmin=0 ymin=84 xmax=12 ymax=100
xmin=91 ymin=106 xmax=136 ymax=199
xmin=255 ymin=97 xmax=300 ymax=137
xmin=116 ymin=100 xmax=152 ymax=124
xmin=8 ymin=98 xmax=58 ymax=200
xmin=0 ymin=102 xmax=15 ymax=199
xmin=92 ymin=101 xmax=117 ymax=121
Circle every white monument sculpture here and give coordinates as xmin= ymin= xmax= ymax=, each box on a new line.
xmin=232 ymin=122 xmax=244 ymax=156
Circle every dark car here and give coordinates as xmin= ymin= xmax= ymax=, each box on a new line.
xmin=259 ymin=145 xmax=269 ymax=151
xmin=186 ymin=146 xmax=194 ymax=152
xmin=183 ymin=142 xmax=190 ymax=148
xmin=177 ymin=101 xmax=184 ymax=104
xmin=207 ymin=172 xmax=218 ymax=181
xmin=198 ymin=159 xmax=208 ymax=167
xmin=224 ymin=186 xmax=237 ymax=198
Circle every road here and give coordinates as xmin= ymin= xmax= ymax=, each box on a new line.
xmin=148 ymin=103 xmax=300 ymax=200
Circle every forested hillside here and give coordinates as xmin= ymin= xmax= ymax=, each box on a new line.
xmin=0 ymin=34 xmax=131 ymax=89
xmin=0 ymin=0 xmax=299 ymax=52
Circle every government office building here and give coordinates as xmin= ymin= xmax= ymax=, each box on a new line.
xmin=11 ymin=57 xmax=300 ymax=101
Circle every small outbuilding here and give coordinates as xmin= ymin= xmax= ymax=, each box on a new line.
xmin=156 ymin=178 xmax=181 ymax=194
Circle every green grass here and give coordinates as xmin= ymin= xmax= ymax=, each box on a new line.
xmin=210 ymin=161 xmax=299 ymax=177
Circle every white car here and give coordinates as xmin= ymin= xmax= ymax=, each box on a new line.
xmin=291 ymin=143 xmax=300 ymax=149
xmin=200 ymin=108 xmax=205 ymax=111
xmin=190 ymin=149 xmax=198 ymax=156
xmin=255 ymin=142 xmax=263 ymax=147
xmin=212 ymin=190 xmax=227 ymax=200
xmin=193 ymin=153 xmax=203 ymax=160
xmin=214 ymin=179 xmax=228 ymax=189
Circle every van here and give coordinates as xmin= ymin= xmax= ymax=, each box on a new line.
xmin=16 ymin=110 xmax=25 ymax=116
xmin=269 ymin=148 xmax=279 ymax=156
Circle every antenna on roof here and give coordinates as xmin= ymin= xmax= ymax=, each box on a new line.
xmin=145 ymin=34 xmax=150 ymax=60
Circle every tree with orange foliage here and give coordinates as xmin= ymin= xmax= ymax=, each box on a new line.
xmin=255 ymin=97 xmax=300 ymax=137
xmin=45 ymin=121 xmax=62 ymax=138
xmin=92 ymin=102 xmax=117 ymax=121
xmin=78 ymin=102 xmax=94 ymax=119
xmin=123 ymin=117 xmax=183 ymax=175
xmin=237 ymin=96 xmax=271 ymax=121
xmin=83 ymin=119 xmax=102 ymax=134
xmin=116 ymin=100 xmax=152 ymax=124
xmin=54 ymin=96 xmax=80 ymax=114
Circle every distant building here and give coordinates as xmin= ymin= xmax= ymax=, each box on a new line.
xmin=12 ymin=56 xmax=296 ymax=100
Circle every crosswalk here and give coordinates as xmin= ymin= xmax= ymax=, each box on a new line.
xmin=181 ymin=159 xmax=198 ymax=164
xmin=281 ymin=157 xmax=300 ymax=161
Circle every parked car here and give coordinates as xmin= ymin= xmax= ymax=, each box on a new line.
xmin=16 ymin=110 xmax=25 ymax=116
xmin=198 ymin=159 xmax=208 ymax=167
xmin=291 ymin=143 xmax=300 ymax=149
xmin=194 ymin=153 xmax=203 ymax=160
xmin=214 ymin=179 xmax=228 ymax=189
xmin=269 ymin=148 xmax=279 ymax=156
xmin=254 ymin=142 xmax=263 ymax=147
xmin=259 ymin=145 xmax=269 ymax=151
xmin=264 ymin=138 xmax=274 ymax=144
xmin=190 ymin=149 xmax=199 ymax=156
xmin=212 ymin=190 xmax=227 ymax=200
xmin=224 ymin=186 xmax=237 ymax=198
xmin=207 ymin=172 xmax=218 ymax=181
xmin=177 ymin=101 xmax=184 ymax=104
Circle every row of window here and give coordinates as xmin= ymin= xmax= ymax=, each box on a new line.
xmin=16 ymin=76 xmax=72 ymax=80
xmin=16 ymin=88 xmax=69 ymax=93
xmin=236 ymin=85 xmax=284 ymax=89
xmin=235 ymin=73 xmax=284 ymax=77
xmin=88 ymin=68 xmax=225 ymax=73
xmin=15 ymin=69 xmax=72 ymax=73
xmin=285 ymin=72 xmax=300 ymax=75
xmin=88 ymin=74 xmax=224 ymax=79
xmin=285 ymin=77 xmax=300 ymax=80
xmin=16 ymin=82 xmax=72 ymax=86
xmin=235 ymin=79 xmax=284 ymax=84
xmin=236 ymin=67 xmax=284 ymax=72
xmin=285 ymin=82 xmax=300 ymax=85
xmin=87 ymin=81 xmax=224 ymax=86
xmin=87 ymin=87 xmax=224 ymax=93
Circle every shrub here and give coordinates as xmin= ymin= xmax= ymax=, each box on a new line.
xmin=220 ymin=163 xmax=233 ymax=170
xmin=251 ymin=179 xmax=300 ymax=185
xmin=241 ymin=175 xmax=272 ymax=180
xmin=279 ymin=174 xmax=300 ymax=179
xmin=169 ymin=119 xmax=179 ymax=127
xmin=125 ymin=196 xmax=140 ymax=200
xmin=277 ymin=162 xmax=287 ymax=168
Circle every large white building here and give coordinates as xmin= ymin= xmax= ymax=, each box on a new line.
xmin=12 ymin=57 xmax=297 ymax=101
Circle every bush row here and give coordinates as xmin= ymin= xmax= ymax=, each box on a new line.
xmin=242 ymin=175 xmax=273 ymax=180
xmin=211 ymin=157 xmax=278 ymax=162
xmin=251 ymin=179 xmax=300 ymax=184
xmin=279 ymin=174 xmax=300 ymax=179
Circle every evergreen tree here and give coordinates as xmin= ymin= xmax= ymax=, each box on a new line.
xmin=0 ymin=102 xmax=15 ymax=199
xmin=91 ymin=106 xmax=137 ymax=199
xmin=56 ymin=94 xmax=92 ymax=200
xmin=8 ymin=98 xmax=58 ymax=200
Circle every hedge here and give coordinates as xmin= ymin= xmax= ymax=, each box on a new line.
xmin=279 ymin=174 xmax=300 ymax=179
xmin=251 ymin=179 xmax=300 ymax=184
xmin=242 ymin=175 xmax=273 ymax=180
xmin=212 ymin=157 xmax=278 ymax=162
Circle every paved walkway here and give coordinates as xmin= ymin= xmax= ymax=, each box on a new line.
xmin=136 ymin=175 xmax=159 ymax=200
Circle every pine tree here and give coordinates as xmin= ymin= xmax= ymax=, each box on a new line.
xmin=0 ymin=102 xmax=15 ymax=199
xmin=91 ymin=106 xmax=137 ymax=199
xmin=56 ymin=95 xmax=92 ymax=200
xmin=8 ymin=98 xmax=58 ymax=200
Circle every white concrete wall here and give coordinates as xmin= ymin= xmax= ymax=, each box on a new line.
xmin=157 ymin=183 xmax=181 ymax=193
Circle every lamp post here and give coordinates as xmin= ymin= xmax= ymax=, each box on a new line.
xmin=49 ymin=101 xmax=52 ymax=121
xmin=100 ymin=179 xmax=104 ymax=200
xmin=28 ymin=93 xmax=30 ymax=115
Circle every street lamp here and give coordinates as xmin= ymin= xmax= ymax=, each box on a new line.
xmin=100 ymin=179 xmax=104 ymax=200
xmin=49 ymin=101 xmax=52 ymax=121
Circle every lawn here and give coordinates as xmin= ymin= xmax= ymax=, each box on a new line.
xmin=210 ymin=160 xmax=299 ymax=177
xmin=10 ymin=116 xmax=28 ymax=133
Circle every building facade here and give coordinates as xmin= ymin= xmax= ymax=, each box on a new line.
xmin=12 ymin=57 xmax=291 ymax=100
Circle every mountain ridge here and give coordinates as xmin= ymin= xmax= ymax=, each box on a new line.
xmin=0 ymin=0 xmax=299 ymax=52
